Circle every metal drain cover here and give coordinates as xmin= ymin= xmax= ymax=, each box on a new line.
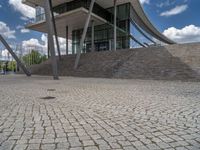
xmin=40 ymin=96 xmax=56 ymax=100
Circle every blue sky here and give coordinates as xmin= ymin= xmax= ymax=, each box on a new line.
xmin=0 ymin=0 xmax=200 ymax=56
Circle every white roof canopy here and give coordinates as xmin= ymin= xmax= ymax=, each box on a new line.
xmin=23 ymin=0 xmax=175 ymax=44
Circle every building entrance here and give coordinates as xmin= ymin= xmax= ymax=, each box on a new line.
xmin=85 ymin=41 xmax=109 ymax=52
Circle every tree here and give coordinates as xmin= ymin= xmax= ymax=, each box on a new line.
xmin=22 ymin=50 xmax=47 ymax=66
xmin=0 ymin=61 xmax=3 ymax=71
xmin=7 ymin=61 xmax=17 ymax=72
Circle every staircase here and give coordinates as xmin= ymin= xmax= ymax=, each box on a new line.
xmin=27 ymin=43 xmax=200 ymax=81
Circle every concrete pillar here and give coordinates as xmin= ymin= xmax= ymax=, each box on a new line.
xmin=109 ymin=40 xmax=112 ymax=51
xmin=49 ymin=0 xmax=61 ymax=60
xmin=91 ymin=20 xmax=95 ymax=52
xmin=74 ymin=0 xmax=96 ymax=69
xmin=44 ymin=0 xmax=59 ymax=80
xmin=113 ymin=0 xmax=117 ymax=51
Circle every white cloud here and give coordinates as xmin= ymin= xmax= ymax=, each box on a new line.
xmin=20 ymin=16 xmax=29 ymax=21
xmin=40 ymin=34 xmax=70 ymax=55
xmin=9 ymin=34 xmax=72 ymax=57
xmin=0 ymin=4 xmax=2 ymax=8
xmin=140 ymin=0 xmax=150 ymax=5
xmin=22 ymin=38 xmax=45 ymax=49
xmin=16 ymin=25 xmax=23 ymax=30
xmin=160 ymin=4 xmax=188 ymax=17
xmin=1 ymin=49 xmax=9 ymax=57
xmin=9 ymin=0 xmax=35 ymax=19
xmin=0 ymin=21 xmax=15 ymax=39
xmin=41 ymin=34 xmax=48 ymax=45
xmin=21 ymin=29 xmax=30 ymax=33
xmin=163 ymin=25 xmax=200 ymax=43
xmin=21 ymin=38 xmax=47 ymax=55
xmin=157 ymin=0 xmax=176 ymax=8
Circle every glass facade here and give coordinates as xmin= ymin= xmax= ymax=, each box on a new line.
xmin=53 ymin=0 xmax=112 ymax=23
xmin=129 ymin=5 xmax=155 ymax=47
xmin=35 ymin=7 xmax=45 ymax=22
xmin=72 ymin=3 xmax=132 ymax=53
xmin=34 ymin=1 xmax=155 ymax=53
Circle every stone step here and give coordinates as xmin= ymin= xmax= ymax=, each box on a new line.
xmin=24 ymin=43 xmax=200 ymax=81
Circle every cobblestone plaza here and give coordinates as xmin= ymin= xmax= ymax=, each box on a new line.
xmin=0 ymin=75 xmax=200 ymax=150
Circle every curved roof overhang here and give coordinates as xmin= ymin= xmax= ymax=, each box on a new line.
xmin=131 ymin=0 xmax=176 ymax=44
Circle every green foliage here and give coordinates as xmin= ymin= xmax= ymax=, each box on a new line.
xmin=0 ymin=62 xmax=3 ymax=70
xmin=7 ymin=61 xmax=17 ymax=71
xmin=0 ymin=61 xmax=16 ymax=72
xmin=22 ymin=50 xmax=47 ymax=65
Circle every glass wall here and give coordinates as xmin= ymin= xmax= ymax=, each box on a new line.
xmin=53 ymin=0 xmax=112 ymax=22
xmin=129 ymin=5 xmax=156 ymax=47
xmin=35 ymin=7 xmax=45 ymax=22
xmin=34 ymin=2 xmax=151 ymax=52
xmin=72 ymin=3 xmax=131 ymax=53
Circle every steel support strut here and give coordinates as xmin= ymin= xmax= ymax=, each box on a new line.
xmin=0 ymin=34 xmax=31 ymax=76
xmin=113 ymin=0 xmax=117 ymax=51
xmin=49 ymin=0 xmax=61 ymax=60
xmin=74 ymin=0 xmax=95 ymax=69
xmin=44 ymin=0 xmax=59 ymax=80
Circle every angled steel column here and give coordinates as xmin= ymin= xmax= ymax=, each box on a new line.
xmin=44 ymin=0 xmax=59 ymax=80
xmin=113 ymin=0 xmax=117 ymax=51
xmin=74 ymin=0 xmax=95 ymax=69
xmin=49 ymin=0 xmax=61 ymax=60
xmin=91 ymin=20 xmax=95 ymax=52
xmin=0 ymin=34 xmax=31 ymax=76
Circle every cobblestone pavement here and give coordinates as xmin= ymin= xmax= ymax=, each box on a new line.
xmin=0 ymin=75 xmax=200 ymax=150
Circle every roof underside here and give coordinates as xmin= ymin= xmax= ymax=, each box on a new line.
xmin=23 ymin=0 xmax=175 ymax=44
xmin=23 ymin=0 xmax=133 ymax=8
xmin=26 ymin=8 xmax=107 ymax=39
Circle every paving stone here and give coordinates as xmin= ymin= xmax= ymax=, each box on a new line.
xmin=82 ymin=140 xmax=95 ymax=146
xmin=0 ymin=75 xmax=200 ymax=150
xmin=13 ymin=144 xmax=27 ymax=150
xmin=41 ymin=144 xmax=56 ymax=150
xmin=84 ymin=146 xmax=99 ymax=150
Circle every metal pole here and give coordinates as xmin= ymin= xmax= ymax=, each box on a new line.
xmin=66 ymin=26 xmax=68 ymax=55
xmin=47 ymin=34 xmax=50 ymax=58
xmin=113 ymin=0 xmax=117 ymax=51
xmin=91 ymin=20 xmax=95 ymax=52
xmin=44 ymin=0 xmax=59 ymax=80
xmin=0 ymin=34 xmax=31 ymax=76
xmin=49 ymin=0 xmax=61 ymax=60
xmin=74 ymin=0 xmax=96 ymax=69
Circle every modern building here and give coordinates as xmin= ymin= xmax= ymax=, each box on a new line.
xmin=22 ymin=0 xmax=175 ymax=79
xmin=23 ymin=0 xmax=175 ymax=54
